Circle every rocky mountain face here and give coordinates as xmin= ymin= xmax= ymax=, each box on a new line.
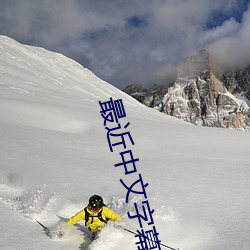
xmin=123 ymin=49 xmax=250 ymax=130
xmin=217 ymin=66 xmax=250 ymax=100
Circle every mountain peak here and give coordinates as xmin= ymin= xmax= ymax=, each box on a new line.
xmin=124 ymin=48 xmax=250 ymax=130
xmin=177 ymin=49 xmax=211 ymax=78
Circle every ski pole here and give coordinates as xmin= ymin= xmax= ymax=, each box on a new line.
xmin=37 ymin=220 xmax=49 ymax=231
xmin=37 ymin=220 xmax=47 ymax=229
xmin=122 ymin=227 xmax=181 ymax=250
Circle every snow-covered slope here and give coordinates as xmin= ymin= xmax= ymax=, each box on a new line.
xmin=0 ymin=36 xmax=250 ymax=250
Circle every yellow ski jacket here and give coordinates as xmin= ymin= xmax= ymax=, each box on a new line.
xmin=67 ymin=206 xmax=121 ymax=233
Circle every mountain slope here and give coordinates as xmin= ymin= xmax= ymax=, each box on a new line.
xmin=124 ymin=49 xmax=250 ymax=130
xmin=0 ymin=36 xmax=250 ymax=250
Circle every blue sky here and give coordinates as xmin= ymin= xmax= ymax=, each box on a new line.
xmin=0 ymin=0 xmax=249 ymax=89
xmin=205 ymin=0 xmax=249 ymax=28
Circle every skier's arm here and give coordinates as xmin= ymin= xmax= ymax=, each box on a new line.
xmin=104 ymin=207 xmax=122 ymax=222
xmin=67 ymin=209 xmax=85 ymax=225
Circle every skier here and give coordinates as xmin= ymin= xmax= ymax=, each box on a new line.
xmin=66 ymin=194 xmax=122 ymax=239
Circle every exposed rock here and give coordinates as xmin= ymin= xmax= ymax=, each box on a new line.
xmin=123 ymin=84 xmax=147 ymax=103
xmin=217 ymin=66 xmax=250 ymax=99
xmin=123 ymin=49 xmax=250 ymax=130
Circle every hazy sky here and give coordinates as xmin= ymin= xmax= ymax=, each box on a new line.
xmin=0 ymin=0 xmax=249 ymax=89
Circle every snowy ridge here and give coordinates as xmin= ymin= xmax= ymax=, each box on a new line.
xmin=127 ymin=49 xmax=250 ymax=130
xmin=1 ymin=36 xmax=250 ymax=250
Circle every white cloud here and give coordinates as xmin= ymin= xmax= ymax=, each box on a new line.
xmin=0 ymin=0 xmax=249 ymax=88
xmin=209 ymin=5 xmax=250 ymax=68
xmin=200 ymin=18 xmax=240 ymax=45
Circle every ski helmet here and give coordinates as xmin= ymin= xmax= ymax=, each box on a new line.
xmin=89 ymin=195 xmax=104 ymax=211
